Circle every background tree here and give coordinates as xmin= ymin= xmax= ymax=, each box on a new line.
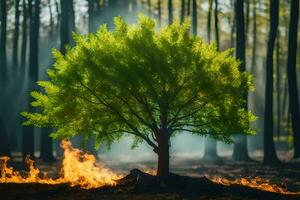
xmin=287 ymin=0 xmax=300 ymax=158
xmin=0 ymin=0 xmax=7 ymax=83
xmin=13 ymin=0 xmax=20 ymax=70
xmin=232 ymin=0 xmax=251 ymax=161
xmin=22 ymin=16 xmax=255 ymax=178
xmin=192 ymin=0 xmax=197 ymax=35
xmin=22 ymin=0 xmax=40 ymax=159
xmin=264 ymin=0 xmax=280 ymax=165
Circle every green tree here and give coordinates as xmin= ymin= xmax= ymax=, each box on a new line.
xmin=22 ymin=16 xmax=255 ymax=178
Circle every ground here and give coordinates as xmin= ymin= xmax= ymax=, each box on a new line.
xmin=1 ymin=150 xmax=300 ymax=199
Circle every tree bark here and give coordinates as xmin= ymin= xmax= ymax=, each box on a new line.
xmin=286 ymin=0 xmax=300 ymax=158
xmin=192 ymin=0 xmax=197 ymax=35
xmin=0 ymin=0 xmax=7 ymax=83
xmin=168 ymin=0 xmax=173 ymax=25
xmin=207 ymin=0 xmax=213 ymax=42
xmin=158 ymin=0 xmax=161 ymax=27
xmin=40 ymin=127 xmax=55 ymax=162
xmin=276 ymin=32 xmax=281 ymax=138
xmin=232 ymin=0 xmax=251 ymax=161
xmin=180 ymin=0 xmax=185 ymax=23
xmin=13 ymin=0 xmax=21 ymax=70
xmin=156 ymin=133 xmax=170 ymax=179
xmin=22 ymin=0 xmax=40 ymax=160
xmin=203 ymin=138 xmax=220 ymax=161
xmin=187 ymin=0 xmax=191 ymax=16
xmin=20 ymin=0 xmax=28 ymax=72
xmin=263 ymin=0 xmax=280 ymax=165
xmin=214 ymin=0 xmax=219 ymax=50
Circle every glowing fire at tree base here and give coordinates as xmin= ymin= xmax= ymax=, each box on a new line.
xmin=0 ymin=141 xmax=299 ymax=195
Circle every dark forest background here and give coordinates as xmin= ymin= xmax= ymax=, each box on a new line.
xmin=0 ymin=0 xmax=299 ymax=165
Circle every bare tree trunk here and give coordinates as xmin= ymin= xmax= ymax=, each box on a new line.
xmin=22 ymin=0 xmax=40 ymax=160
xmin=286 ymin=0 xmax=300 ymax=158
xmin=187 ymin=0 xmax=191 ymax=16
xmin=207 ymin=0 xmax=213 ymax=42
xmin=251 ymin=0 xmax=257 ymax=74
xmin=168 ymin=0 xmax=173 ymax=25
xmin=20 ymin=0 xmax=28 ymax=72
xmin=158 ymin=0 xmax=161 ymax=27
xmin=13 ymin=0 xmax=21 ymax=70
xmin=0 ymin=0 xmax=7 ymax=83
xmin=180 ymin=0 xmax=186 ymax=23
xmin=276 ymin=32 xmax=281 ymax=138
xmin=264 ymin=0 xmax=280 ymax=165
xmin=232 ymin=0 xmax=251 ymax=161
xmin=214 ymin=0 xmax=219 ymax=50
xmin=192 ymin=0 xmax=197 ymax=35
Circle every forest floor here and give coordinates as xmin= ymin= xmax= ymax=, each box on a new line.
xmin=1 ymin=150 xmax=300 ymax=200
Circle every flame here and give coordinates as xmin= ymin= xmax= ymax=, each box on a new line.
xmin=0 ymin=140 xmax=122 ymax=189
xmin=211 ymin=177 xmax=300 ymax=195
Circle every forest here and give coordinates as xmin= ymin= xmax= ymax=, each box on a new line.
xmin=0 ymin=0 xmax=300 ymax=199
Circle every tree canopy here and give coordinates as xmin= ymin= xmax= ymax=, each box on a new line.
xmin=22 ymin=15 xmax=255 ymax=151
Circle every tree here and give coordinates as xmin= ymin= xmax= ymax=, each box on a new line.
xmin=13 ymin=0 xmax=21 ymax=70
xmin=20 ymin=0 xmax=28 ymax=72
xmin=232 ymin=0 xmax=251 ymax=161
xmin=264 ymin=0 xmax=280 ymax=165
xmin=207 ymin=0 xmax=213 ymax=42
xmin=286 ymin=0 xmax=300 ymax=158
xmin=22 ymin=0 xmax=40 ymax=159
xmin=22 ymin=16 xmax=255 ymax=179
xmin=168 ymin=0 xmax=173 ymax=25
xmin=0 ymin=0 xmax=7 ymax=83
xmin=203 ymin=0 xmax=221 ymax=161
xmin=180 ymin=0 xmax=186 ymax=23
xmin=192 ymin=0 xmax=197 ymax=35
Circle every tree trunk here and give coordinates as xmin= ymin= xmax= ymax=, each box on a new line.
xmin=207 ymin=0 xmax=213 ymax=42
xmin=187 ymin=0 xmax=191 ymax=16
xmin=276 ymin=32 xmax=281 ymax=138
xmin=40 ymin=128 xmax=55 ymax=162
xmin=232 ymin=0 xmax=251 ymax=161
xmin=22 ymin=0 xmax=40 ymax=160
xmin=251 ymin=0 xmax=257 ymax=74
xmin=263 ymin=0 xmax=280 ymax=165
xmin=286 ymin=0 xmax=300 ymax=158
xmin=214 ymin=0 xmax=219 ymax=50
xmin=0 ymin=0 xmax=7 ymax=83
xmin=13 ymin=0 xmax=21 ymax=70
xmin=20 ymin=0 xmax=28 ymax=72
xmin=60 ymin=0 xmax=70 ymax=54
xmin=0 ymin=118 xmax=11 ymax=156
xmin=192 ymin=0 xmax=197 ymax=35
xmin=158 ymin=0 xmax=161 ymax=27
xmin=180 ymin=0 xmax=185 ymax=23
xmin=203 ymin=138 xmax=220 ymax=161
xmin=168 ymin=0 xmax=173 ymax=25
xmin=156 ymin=134 xmax=170 ymax=179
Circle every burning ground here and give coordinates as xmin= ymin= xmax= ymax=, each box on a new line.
xmin=1 ymin=141 xmax=300 ymax=200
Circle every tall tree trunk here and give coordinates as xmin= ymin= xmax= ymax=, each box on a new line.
xmin=40 ymin=127 xmax=55 ymax=162
xmin=20 ymin=0 xmax=28 ymax=72
xmin=180 ymin=0 xmax=185 ymax=23
xmin=232 ymin=0 xmax=251 ymax=161
xmin=47 ymin=0 xmax=54 ymax=36
xmin=0 ymin=117 xmax=11 ymax=156
xmin=168 ymin=0 xmax=173 ymax=25
xmin=245 ymin=0 xmax=250 ymax=43
xmin=251 ymin=0 xmax=257 ymax=74
xmin=88 ymin=0 xmax=96 ymax=33
xmin=22 ymin=0 xmax=40 ymax=160
xmin=207 ymin=0 xmax=213 ymax=42
xmin=0 ymin=0 xmax=7 ymax=83
xmin=60 ymin=0 xmax=70 ymax=54
xmin=187 ymin=0 xmax=191 ymax=16
xmin=192 ymin=0 xmax=197 ymax=35
xmin=214 ymin=0 xmax=219 ymax=50
xmin=287 ymin=0 xmax=300 ymax=158
xmin=276 ymin=32 xmax=281 ymax=138
xmin=158 ymin=0 xmax=161 ymax=27
xmin=230 ymin=0 xmax=235 ymax=48
xmin=13 ymin=0 xmax=21 ymax=70
xmin=263 ymin=0 xmax=280 ymax=165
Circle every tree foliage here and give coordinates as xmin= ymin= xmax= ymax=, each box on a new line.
xmin=22 ymin=15 xmax=255 ymax=150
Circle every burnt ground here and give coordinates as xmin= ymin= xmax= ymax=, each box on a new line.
xmin=1 ymin=150 xmax=300 ymax=200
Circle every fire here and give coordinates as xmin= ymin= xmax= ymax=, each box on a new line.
xmin=211 ymin=177 xmax=300 ymax=195
xmin=0 ymin=140 xmax=123 ymax=189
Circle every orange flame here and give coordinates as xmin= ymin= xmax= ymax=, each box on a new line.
xmin=0 ymin=140 xmax=122 ymax=189
xmin=211 ymin=177 xmax=300 ymax=195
